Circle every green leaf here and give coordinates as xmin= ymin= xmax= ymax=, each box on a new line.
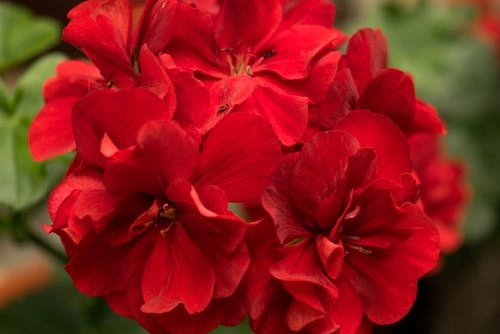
xmin=0 ymin=2 xmax=60 ymax=72
xmin=0 ymin=115 xmax=49 ymax=209
xmin=0 ymin=52 xmax=69 ymax=210
xmin=0 ymin=77 xmax=11 ymax=113
xmin=15 ymin=52 xmax=66 ymax=119
xmin=211 ymin=321 xmax=253 ymax=334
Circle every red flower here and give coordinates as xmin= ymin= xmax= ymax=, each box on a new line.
xmin=28 ymin=60 xmax=105 ymax=161
xmin=29 ymin=46 xmax=212 ymax=161
xmin=48 ymin=112 xmax=281 ymax=333
xmin=256 ymin=111 xmax=439 ymax=333
xmin=310 ymin=29 xmax=445 ymax=137
xmin=410 ymin=134 xmax=470 ymax=253
xmin=166 ymin=0 xmax=345 ymax=144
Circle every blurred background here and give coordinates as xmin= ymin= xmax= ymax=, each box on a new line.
xmin=0 ymin=0 xmax=499 ymax=333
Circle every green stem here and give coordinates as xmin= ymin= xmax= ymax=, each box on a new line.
xmin=26 ymin=230 xmax=67 ymax=264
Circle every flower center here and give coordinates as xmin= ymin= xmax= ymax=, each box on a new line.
xmin=219 ymin=47 xmax=276 ymax=77
xmin=157 ymin=202 xmax=177 ymax=237
xmin=222 ymin=50 xmax=254 ymax=76
xmin=328 ymin=192 xmax=372 ymax=256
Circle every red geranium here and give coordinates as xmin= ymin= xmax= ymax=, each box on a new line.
xmin=410 ymin=134 xmax=470 ymax=253
xmin=309 ymin=28 xmax=445 ymax=137
xmin=29 ymin=1 xmax=458 ymax=333
xmin=48 ymin=111 xmax=281 ymax=333
xmin=255 ymin=111 xmax=439 ymax=333
xmin=165 ymin=0 xmax=345 ymax=144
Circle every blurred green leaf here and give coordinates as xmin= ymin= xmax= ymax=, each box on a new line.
xmin=0 ymin=53 xmax=69 ymax=211
xmin=0 ymin=1 xmax=60 ymax=72
xmin=0 ymin=279 xmax=145 ymax=334
xmin=15 ymin=52 xmax=66 ymax=118
xmin=211 ymin=322 xmax=253 ymax=334
xmin=0 ymin=78 xmax=10 ymax=113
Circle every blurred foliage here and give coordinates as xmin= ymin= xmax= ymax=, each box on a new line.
xmin=0 ymin=53 xmax=70 ymax=213
xmin=346 ymin=0 xmax=500 ymax=243
xmin=0 ymin=268 xmax=146 ymax=334
xmin=0 ymin=1 xmax=60 ymax=72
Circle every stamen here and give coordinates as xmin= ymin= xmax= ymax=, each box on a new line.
xmin=245 ymin=65 xmax=254 ymax=76
xmin=346 ymin=244 xmax=372 ymax=255
xmin=158 ymin=203 xmax=176 ymax=221
xmin=343 ymin=235 xmax=360 ymax=241
xmin=285 ymin=238 xmax=304 ymax=247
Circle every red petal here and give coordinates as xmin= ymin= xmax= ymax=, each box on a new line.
xmin=358 ymin=68 xmax=416 ymax=132
xmin=315 ymin=236 xmax=344 ymax=280
xmin=262 ymin=154 xmax=310 ymax=244
xmin=210 ymin=75 xmax=257 ymax=113
xmin=247 ymin=84 xmax=308 ymax=145
xmin=66 ymin=232 xmax=152 ymax=296
xmin=411 ymin=99 xmax=446 ymax=134
xmin=290 ymin=131 xmax=360 ymax=230
xmin=254 ymin=25 xmax=345 ymax=80
xmin=63 ymin=0 xmax=135 ymax=85
xmin=48 ymin=166 xmax=104 ymax=221
xmin=73 ymin=88 xmax=174 ymax=165
xmin=136 ymin=0 xmax=176 ymax=53
xmin=324 ymin=277 xmax=363 ymax=334
xmin=270 ymin=240 xmax=337 ymax=292
xmin=137 ymin=45 xmax=176 ymax=105
xmin=43 ymin=60 xmax=103 ymax=100
xmin=105 ymin=120 xmax=199 ymax=195
xmin=167 ymin=4 xmax=222 ymax=78
xmin=345 ymin=204 xmax=439 ymax=324
xmin=336 ymin=110 xmax=412 ymax=181
xmin=141 ymin=224 xmax=216 ymax=314
xmin=300 ymin=51 xmax=342 ymax=104
xmin=286 ymin=299 xmax=325 ymax=331
xmin=346 ymin=28 xmax=388 ymax=92
xmin=215 ymin=0 xmax=282 ymax=52
xmin=29 ymin=97 xmax=77 ymax=161
xmin=280 ymin=0 xmax=336 ymax=29
xmin=168 ymin=67 xmax=213 ymax=129
xmin=310 ymin=59 xmax=359 ymax=130
xmin=194 ymin=112 xmax=281 ymax=202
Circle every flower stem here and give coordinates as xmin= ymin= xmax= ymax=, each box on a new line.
xmin=26 ymin=230 xmax=67 ymax=264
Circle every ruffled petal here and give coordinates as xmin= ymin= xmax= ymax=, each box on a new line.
xmin=66 ymin=232 xmax=153 ymax=296
xmin=357 ymin=68 xmax=416 ymax=132
xmin=344 ymin=204 xmax=439 ymax=324
xmin=136 ymin=0 xmax=177 ymax=53
xmin=280 ymin=0 xmax=336 ymax=29
xmin=63 ymin=0 xmax=135 ymax=85
xmin=290 ymin=131 xmax=360 ymax=230
xmin=411 ymin=99 xmax=446 ymax=134
xmin=336 ymin=110 xmax=412 ymax=181
xmin=262 ymin=154 xmax=310 ymax=244
xmin=194 ymin=112 xmax=281 ymax=202
xmin=245 ymin=83 xmax=309 ymax=145
xmin=73 ymin=88 xmax=174 ymax=166
xmin=29 ymin=97 xmax=78 ymax=161
xmin=104 ymin=120 xmax=199 ymax=195
xmin=141 ymin=224 xmax=216 ymax=314
xmin=215 ymin=0 xmax=282 ymax=53
xmin=253 ymin=25 xmax=345 ymax=80
xmin=346 ymin=28 xmax=388 ymax=92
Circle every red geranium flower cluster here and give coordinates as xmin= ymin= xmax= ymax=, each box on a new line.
xmin=29 ymin=1 xmax=467 ymax=333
